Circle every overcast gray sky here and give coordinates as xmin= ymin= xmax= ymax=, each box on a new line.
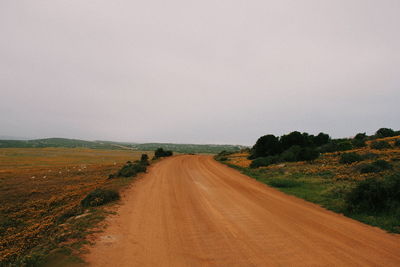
xmin=1 ymin=1 xmax=399 ymax=145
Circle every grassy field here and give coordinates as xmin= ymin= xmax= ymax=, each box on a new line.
xmin=0 ymin=148 xmax=152 ymax=266
xmin=218 ymin=136 xmax=400 ymax=233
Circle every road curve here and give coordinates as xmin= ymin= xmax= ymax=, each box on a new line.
xmin=86 ymin=155 xmax=400 ymax=266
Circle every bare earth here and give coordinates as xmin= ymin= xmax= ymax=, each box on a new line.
xmin=86 ymin=155 xmax=400 ymax=266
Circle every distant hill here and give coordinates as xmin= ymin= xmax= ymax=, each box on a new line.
xmin=0 ymin=138 xmax=245 ymax=154
xmin=0 ymin=138 xmax=119 ymax=150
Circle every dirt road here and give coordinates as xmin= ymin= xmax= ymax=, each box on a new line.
xmin=86 ymin=155 xmax=400 ymax=266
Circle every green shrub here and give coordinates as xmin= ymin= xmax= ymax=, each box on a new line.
xmin=116 ymin=161 xmax=147 ymax=177
xmin=81 ymin=189 xmax=120 ymax=207
xmin=280 ymin=131 xmax=308 ymax=151
xmin=250 ymin=134 xmax=281 ymax=158
xmin=385 ymin=174 xmax=400 ymax=205
xmin=370 ymin=141 xmax=392 ymax=149
xmin=318 ymin=142 xmax=338 ymax=153
xmin=313 ymin=132 xmax=331 ymax=146
xmin=352 ymin=139 xmax=366 ymax=148
xmin=117 ymin=162 xmax=136 ymax=177
xmin=346 ymin=174 xmax=400 ymax=212
xmin=362 ymin=153 xmax=378 ymax=160
xmin=337 ymin=141 xmax=353 ymax=151
xmin=354 ymin=132 xmax=367 ymax=140
xmin=373 ymin=160 xmax=392 ymax=170
xmin=376 ymin=128 xmax=396 ymax=138
xmin=280 ymin=146 xmax=301 ymax=162
xmin=140 ymin=154 xmax=149 ymax=165
xmin=154 ymin=148 xmax=173 ymax=158
xmin=394 ymin=139 xmax=400 ymax=147
xmin=346 ymin=178 xmax=387 ymax=212
xmin=359 ymin=164 xmax=381 ymax=173
xmin=339 ymin=152 xmax=364 ymax=164
xmin=297 ymin=147 xmax=319 ymax=161
xmin=250 ymin=156 xmax=280 ymax=168
xmin=279 ymin=145 xmax=319 ymax=162
xmin=359 ymin=160 xmax=392 ymax=173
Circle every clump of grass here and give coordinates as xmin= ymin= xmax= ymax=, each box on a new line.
xmin=57 ymin=206 xmax=84 ymax=223
xmin=81 ymin=189 xmax=120 ymax=207
xmin=267 ymin=178 xmax=302 ymax=188
xmin=114 ymin=159 xmax=148 ymax=178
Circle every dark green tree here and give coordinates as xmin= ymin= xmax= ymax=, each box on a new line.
xmin=280 ymin=131 xmax=307 ymax=150
xmin=376 ymin=128 xmax=395 ymax=138
xmin=354 ymin=132 xmax=367 ymax=140
xmin=313 ymin=132 xmax=330 ymax=146
xmin=250 ymin=134 xmax=281 ymax=158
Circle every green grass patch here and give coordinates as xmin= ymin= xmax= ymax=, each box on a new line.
xmin=266 ymin=178 xmax=302 ymax=188
xmin=349 ymin=212 xmax=400 ymax=233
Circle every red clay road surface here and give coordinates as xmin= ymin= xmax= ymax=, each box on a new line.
xmin=86 ymin=155 xmax=400 ymax=266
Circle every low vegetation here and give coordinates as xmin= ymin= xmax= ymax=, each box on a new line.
xmin=0 ymin=148 xmax=153 ymax=266
xmin=111 ymin=156 xmax=149 ymax=178
xmin=346 ymin=173 xmax=400 ymax=213
xmin=81 ymin=189 xmax=120 ymax=208
xmin=214 ymin=150 xmax=236 ymax=161
xmin=217 ymin=129 xmax=400 ymax=233
xmin=154 ymin=148 xmax=173 ymax=158
xmin=359 ymin=160 xmax=392 ymax=174
xmin=370 ymin=140 xmax=392 ymax=150
xmin=339 ymin=152 xmax=364 ymax=164
xmin=0 ymin=138 xmax=119 ymax=150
